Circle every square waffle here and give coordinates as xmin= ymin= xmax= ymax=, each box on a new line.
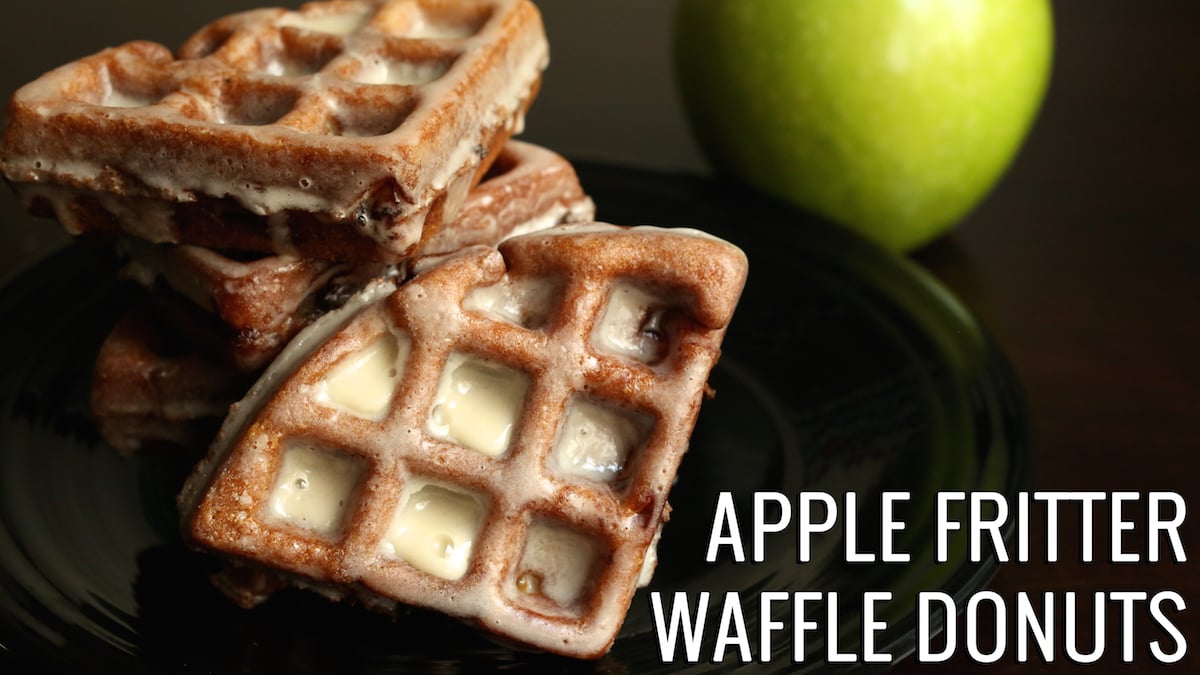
xmin=179 ymin=224 xmax=748 ymax=657
xmin=0 ymin=0 xmax=548 ymax=261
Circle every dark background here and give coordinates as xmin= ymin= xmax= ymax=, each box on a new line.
xmin=902 ymin=3 xmax=1200 ymax=672
xmin=1 ymin=1 xmax=1197 ymax=672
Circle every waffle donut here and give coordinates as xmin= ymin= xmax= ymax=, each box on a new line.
xmin=179 ymin=223 xmax=748 ymax=657
xmin=0 ymin=0 xmax=548 ymax=261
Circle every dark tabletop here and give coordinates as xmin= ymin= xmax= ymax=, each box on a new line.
xmin=0 ymin=1 xmax=1196 ymax=673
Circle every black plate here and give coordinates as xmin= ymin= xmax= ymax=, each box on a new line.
xmin=0 ymin=165 xmax=1030 ymax=674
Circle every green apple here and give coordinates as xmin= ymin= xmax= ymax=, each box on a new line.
xmin=674 ymin=0 xmax=1053 ymax=252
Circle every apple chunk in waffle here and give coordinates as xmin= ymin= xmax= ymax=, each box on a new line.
xmin=0 ymin=0 xmax=548 ymax=261
xmin=179 ymin=224 xmax=748 ymax=658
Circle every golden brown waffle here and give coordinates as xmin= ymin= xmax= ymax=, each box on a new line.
xmin=118 ymin=141 xmax=593 ymax=373
xmin=179 ymin=223 xmax=748 ymax=657
xmin=91 ymin=302 xmax=253 ymax=456
xmin=0 ymin=0 xmax=548 ymax=261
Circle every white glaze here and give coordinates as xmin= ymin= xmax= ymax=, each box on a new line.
xmin=591 ymin=282 xmax=668 ymax=364
xmin=280 ymin=6 xmax=373 ymax=35
xmin=552 ymin=399 xmax=648 ymax=483
xmin=379 ymin=480 xmax=486 ymax=580
xmin=317 ymin=331 xmax=410 ymax=421
xmin=266 ymin=443 xmax=364 ymax=537
xmin=426 ymin=353 xmax=529 ymax=457
xmin=463 ymin=275 xmax=556 ymax=329
xmin=518 ymin=522 xmax=600 ymax=607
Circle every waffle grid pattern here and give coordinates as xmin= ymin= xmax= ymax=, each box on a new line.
xmin=184 ymin=226 xmax=747 ymax=656
xmin=1 ymin=0 xmax=547 ymax=260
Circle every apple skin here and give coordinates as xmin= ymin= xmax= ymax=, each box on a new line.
xmin=674 ymin=0 xmax=1053 ymax=252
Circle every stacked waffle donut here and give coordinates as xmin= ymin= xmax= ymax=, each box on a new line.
xmin=0 ymin=0 xmax=748 ymax=660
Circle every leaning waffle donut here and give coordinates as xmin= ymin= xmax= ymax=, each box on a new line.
xmin=118 ymin=141 xmax=594 ymax=372
xmin=179 ymin=224 xmax=748 ymax=657
xmin=0 ymin=0 xmax=548 ymax=261
xmin=91 ymin=301 xmax=254 ymax=456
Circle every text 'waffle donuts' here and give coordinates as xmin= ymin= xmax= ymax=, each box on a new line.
xmin=179 ymin=224 xmax=748 ymax=657
xmin=0 ymin=0 xmax=548 ymax=261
